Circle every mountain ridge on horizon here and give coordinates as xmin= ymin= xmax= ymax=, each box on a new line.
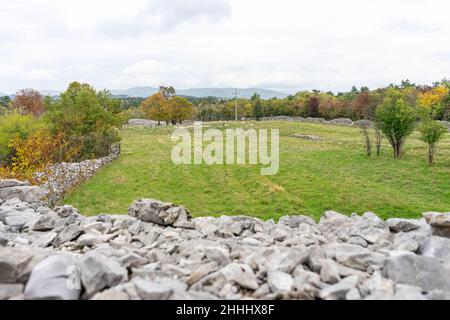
xmin=1 ymin=87 xmax=291 ymax=99
xmin=111 ymin=87 xmax=290 ymax=99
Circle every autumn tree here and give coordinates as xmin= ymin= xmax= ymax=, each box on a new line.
xmin=12 ymin=89 xmax=45 ymax=116
xmin=417 ymin=85 xmax=449 ymax=119
xmin=141 ymin=93 xmax=170 ymax=125
xmin=353 ymin=92 xmax=371 ymax=119
xmin=307 ymin=96 xmax=320 ymax=117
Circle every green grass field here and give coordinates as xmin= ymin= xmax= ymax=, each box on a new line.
xmin=64 ymin=121 xmax=450 ymax=220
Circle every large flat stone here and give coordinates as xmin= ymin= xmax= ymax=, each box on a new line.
xmin=383 ymin=253 xmax=450 ymax=292
xmin=0 ymin=186 xmax=46 ymax=203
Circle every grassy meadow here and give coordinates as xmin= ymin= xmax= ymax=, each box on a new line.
xmin=64 ymin=121 xmax=450 ymax=220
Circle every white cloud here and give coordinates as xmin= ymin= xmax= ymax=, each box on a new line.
xmin=0 ymin=0 xmax=450 ymax=93
xmin=0 ymin=64 xmax=54 ymax=81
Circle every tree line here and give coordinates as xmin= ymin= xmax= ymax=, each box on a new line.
xmin=191 ymin=80 xmax=450 ymax=122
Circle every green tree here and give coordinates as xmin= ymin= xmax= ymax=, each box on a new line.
xmin=251 ymin=93 xmax=263 ymax=121
xmin=45 ymin=82 xmax=121 ymax=159
xmin=418 ymin=120 xmax=447 ymax=166
xmin=0 ymin=96 xmax=11 ymax=109
xmin=159 ymin=86 xmax=176 ymax=100
xmin=168 ymin=96 xmax=194 ymax=124
xmin=375 ymin=90 xmax=416 ymax=158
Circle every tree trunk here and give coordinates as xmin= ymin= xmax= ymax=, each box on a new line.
xmin=428 ymin=144 xmax=435 ymax=166
xmin=393 ymin=142 xmax=402 ymax=158
xmin=375 ymin=127 xmax=381 ymax=157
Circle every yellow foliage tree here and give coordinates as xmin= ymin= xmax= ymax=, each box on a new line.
xmin=417 ymin=86 xmax=449 ymax=117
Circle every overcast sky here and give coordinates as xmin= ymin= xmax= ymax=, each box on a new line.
xmin=1 ymin=0 xmax=449 ymax=94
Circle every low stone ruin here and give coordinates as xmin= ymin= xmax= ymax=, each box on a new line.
xmin=260 ymin=116 xmax=375 ymax=128
xmin=1 ymin=184 xmax=450 ymax=300
xmin=127 ymin=119 xmax=161 ymax=127
xmin=292 ymin=134 xmax=323 ymax=141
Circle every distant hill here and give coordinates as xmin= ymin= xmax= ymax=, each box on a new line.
xmin=111 ymin=87 xmax=289 ymax=99
xmin=1 ymin=87 xmax=290 ymax=99
xmin=111 ymin=87 xmax=159 ymax=98
xmin=178 ymin=88 xmax=289 ymax=99
xmin=40 ymin=90 xmax=61 ymax=97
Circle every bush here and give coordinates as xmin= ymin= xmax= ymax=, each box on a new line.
xmin=418 ymin=120 xmax=447 ymax=166
xmin=0 ymin=112 xmax=44 ymax=165
xmin=375 ymin=90 xmax=416 ymax=158
xmin=1 ymin=129 xmax=77 ymax=183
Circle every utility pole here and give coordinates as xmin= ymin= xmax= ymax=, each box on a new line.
xmin=233 ymin=88 xmax=239 ymax=121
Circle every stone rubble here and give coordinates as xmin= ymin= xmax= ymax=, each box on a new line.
xmin=1 ymin=188 xmax=450 ymax=300
xmin=292 ymin=134 xmax=323 ymax=141
xmin=127 ymin=119 xmax=161 ymax=127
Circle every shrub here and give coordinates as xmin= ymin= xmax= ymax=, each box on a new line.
xmin=418 ymin=120 xmax=447 ymax=166
xmin=375 ymin=90 xmax=416 ymax=158
xmin=0 ymin=112 xmax=44 ymax=165
xmin=2 ymin=129 xmax=78 ymax=183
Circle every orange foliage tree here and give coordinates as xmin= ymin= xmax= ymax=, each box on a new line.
xmin=141 ymin=93 xmax=170 ymax=125
xmin=12 ymin=89 xmax=45 ymax=116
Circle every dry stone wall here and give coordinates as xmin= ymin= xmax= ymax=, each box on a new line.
xmin=1 ymin=185 xmax=450 ymax=300
xmin=33 ymin=145 xmax=120 ymax=203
